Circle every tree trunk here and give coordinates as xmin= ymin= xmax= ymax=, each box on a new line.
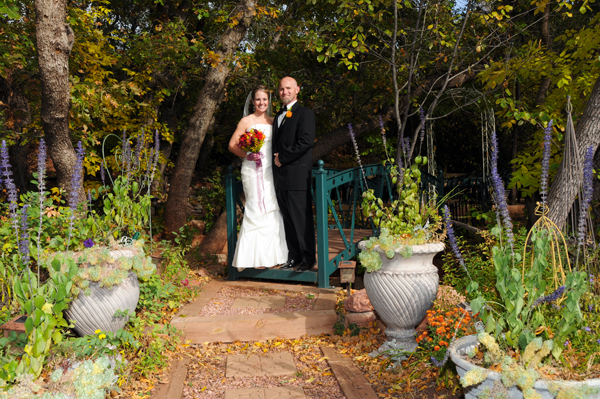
xmin=35 ymin=0 xmax=81 ymax=200
xmin=196 ymin=133 xmax=214 ymax=173
xmin=197 ymin=210 xmax=228 ymax=255
xmin=9 ymin=141 xmax=30 ymax=193
xmin=592 ymin=147 xmax=600 ymax=224
xmin=535 ymin=3 xmax=552 ymax=106
xmin=547 ymin=76 xmax=600 ymax=229
xmin=164 ymin=0 xmax=255 ymax=234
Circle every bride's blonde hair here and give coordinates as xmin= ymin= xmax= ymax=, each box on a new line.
xmin=243 ymin=85 xmax=272 ymax=117
xmin=252 ymin=84 xmax=270 ymax=100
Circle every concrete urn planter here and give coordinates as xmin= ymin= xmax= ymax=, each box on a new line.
xmin=65 ymin=249 xmax=140 ymax=336
xmin=358 ymin=241 xmax=443 ymax=353
xmin=450 ymin=335 xmax=600 ymax=398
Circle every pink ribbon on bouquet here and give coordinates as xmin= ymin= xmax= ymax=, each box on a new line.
xmin=246 ymin=152 xmax=266 ymax=213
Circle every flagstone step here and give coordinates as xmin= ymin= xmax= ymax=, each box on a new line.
xmin=226 ymin=352 xmax=297 ymax=378
xmin=320 ymin=346 xmax=379 ymax=399
xmin=172 ymin=310 xmax=337 ymax=343
xmin=224 ymin=386 xmax=306 ymax=399
xmin=149 ymin=357 xmax=190 ymax=399
xmin=172 ymin=279 xmax=339 ymax=343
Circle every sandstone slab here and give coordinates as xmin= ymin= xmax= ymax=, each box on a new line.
xmin=343 ymin=289 xmax=374 ymax=312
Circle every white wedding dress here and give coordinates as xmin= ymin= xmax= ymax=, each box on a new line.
xmin=232 ymin=124 xmax=288 ymax=268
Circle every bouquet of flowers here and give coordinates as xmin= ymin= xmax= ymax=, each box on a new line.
xmin=238 ymin=127 xmax=265 ymax=153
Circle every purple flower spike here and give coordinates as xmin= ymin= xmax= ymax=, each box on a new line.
xmin=348 ymin=123 xmax=368 ymax=187
xmin=100 ymin=160 xmax=106 ymax=186
xmin=533 ymin=285 xmax=566 ymax=307
xmin=584 ymin=327 xmax=592 ymax=332
xmin=36 ymin=139 xmax=47 ymax=265
xmin=431 ymin=356 xmax=444 ymax=367
xmin=69 ymin=142 xmax=85 ymax=209
xmin=419 ymin=106 xmax=426 ymax=144
xmin=578 ymin=145 xmax=594 ymax=247
xmin=401 ymin=137 xmax=411 ymax=159
xmin=67 ymin=142 xmax=85 ymax=252
xmin=540 ymin=120 xmax=553 ymax=206
xmin=133 ymin=130 xmax=143 ymax=170
xmin=348 ymin=123 xmax=364 ymax=171
xmin=19 ymin=204 xmax=30 ymax=265
xmin=378 ymin=116 xmax=390 ymax=161
xmin=443 ymin=205 xmax=471 ymax=279
xmin=1 ymin=140 xmax=20 ymax=249
xmin=490 ymin=131 xmax=514 ymax=251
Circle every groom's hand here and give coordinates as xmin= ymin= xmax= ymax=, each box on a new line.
xmin=274 ymin=153 xmax=281 ymax=167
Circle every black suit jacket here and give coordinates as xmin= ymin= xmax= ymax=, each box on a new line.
xmin=272 ymin=102 xmax=315 ymax=191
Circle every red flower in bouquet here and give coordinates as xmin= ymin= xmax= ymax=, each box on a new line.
xmin=238 ymin=128 xmax=265 ymax=153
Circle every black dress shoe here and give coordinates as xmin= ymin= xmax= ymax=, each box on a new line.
xmin=280 ymin=260 xmax=295 ymax=270
xmin=293 ymin=261 xmax=311 ymax=272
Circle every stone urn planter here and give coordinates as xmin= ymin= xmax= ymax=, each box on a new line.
xmin=58 ymin=247 xmax=144 ymax=337
xmin=65 ymin=271 xmax=140 ymax=337
xmin=450 ymin=335 xmax=600 ymax=399
xmin=358 ymin=241 xmax=444 ymax=353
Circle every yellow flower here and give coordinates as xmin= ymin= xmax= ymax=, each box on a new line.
xmin=98 ymin=334 xmax=106 ymax=340
xmin=95 ymin=329 xmax=101 ymax=334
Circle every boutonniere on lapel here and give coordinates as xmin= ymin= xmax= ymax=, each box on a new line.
xmin=280 ymin=106 xmax=292 ymax=118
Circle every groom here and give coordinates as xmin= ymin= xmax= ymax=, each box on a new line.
xmin=273 ymin=76 xmax=316 ymax=272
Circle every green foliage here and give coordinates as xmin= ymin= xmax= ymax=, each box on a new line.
xmin=508 ymin=129 xmax=562 ymax=198
xmin=63 ymin=329 xmax=139 ymax=359
xmin=0 ymin=255 xmax=17 ymax=324
xmin=138 ymin=242 xmax=195 ymax=313
xmin=362 ymin=162 xmax=442 ymax=243
xmin=42 ymin=240 xmax=156 ymax=298
xmin=95 ymin=175 xmax=152 ymax=241
xmin=125 ymin=316 xmax=179 ymax=377
xmin=359 ymin=160 xmax=442 ymax=272
xmin=469 ymin=226 xmax=589 ymax=358
xmin=2 ymin=261 xmax=78 ymax=382
xmin=192 ymin=168 xmax=226 ymax=232
xmin=441 ymin=229 xmax=527 ymax=304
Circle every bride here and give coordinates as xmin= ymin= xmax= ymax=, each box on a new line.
xmin=228 ymin=85 xmax=288 ymax=268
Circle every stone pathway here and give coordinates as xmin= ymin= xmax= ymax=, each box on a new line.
xmin=151 ymin=279 xmax=380 ymax=399
xmin=224 ymin=352 xmax=307 ymax=398
xmin=231 ymin=296 xmax=286 ymax=310
xmin=226 ymin=353 xmax=297 ymax=378
xmin=224 ymin=386 xmax=306 ymax=399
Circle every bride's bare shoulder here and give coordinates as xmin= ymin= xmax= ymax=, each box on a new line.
xmin=237 ymin=116 xmax=255 ymax=129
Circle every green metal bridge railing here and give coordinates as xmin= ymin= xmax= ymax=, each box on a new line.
xmin=225 ymin=160 xmax=443 ymax=288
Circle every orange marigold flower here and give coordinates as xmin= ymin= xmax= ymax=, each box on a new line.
xmin=434 ymin=346 xmax=440 ymax=351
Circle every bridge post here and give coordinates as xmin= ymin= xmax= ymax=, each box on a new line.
xmin=315 ymin=160 xmax=330 ymax=288
xmin=225 ymin=165 xmax=238 ymax=281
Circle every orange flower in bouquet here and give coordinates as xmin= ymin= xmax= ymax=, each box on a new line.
xmin=238 ymin=127 xmax=265 ymax=153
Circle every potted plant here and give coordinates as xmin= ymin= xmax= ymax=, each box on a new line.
xmin=39 ymin=133 xmax=160 ymax=337
xmin=41 ymin=238 xmax=155 ymax=336
xmin=358 ymin=155 xmax=445 ymax=354
xmin=446 ymin=126 xmax=600 ymax=398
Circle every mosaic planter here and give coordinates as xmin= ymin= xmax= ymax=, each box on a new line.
xmin=450 ymin=335 xmax=600 ymax=398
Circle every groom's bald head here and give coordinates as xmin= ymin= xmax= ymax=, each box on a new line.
xmin=279 ymin=77 xmax=300 ymax=105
